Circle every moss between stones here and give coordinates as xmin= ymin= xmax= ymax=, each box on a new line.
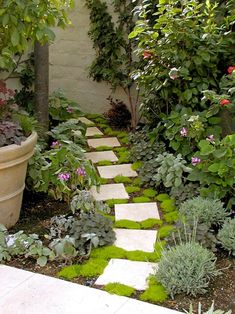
xmin=164 ymin=211 xmax=179 ymax=223
xmin=140 ymin=277 xmax=168 ymax=303
xmin=90 ymin=134 xmax=103 ymax=138
xmin=140 ymin=218 xmax=163 ymax=229
xmin=90 ymin=246 xmax=127 ymax=260
xmin=116 ymin=132 xmax=128 ymax=138
xmin=160 ymin=199 xmax=176 ymax=212
xmin=95 ymin=145 xmax=113 ymax=151
xmin=133 ymin=196 xmax=151 ymax=203
xmin=99 ymin=178 xmax=109 ymax=184
xmin=131 ymin=161 xmax=143 ymax=171
xmin=143 ymin=189 xmax=157 ymax=198
xmin=132 ymin=177 xmax=143 ymax=187
xmin=93 ymin=117 xmax=108 ymax=124
xmin=113 ymin=147 xmax=128 ymax=153
xmin=85 ymin=113 xmax=103 ymax=119
xmin=104 ymin=283 xmax=135 ymax=297
xmin=114 ymin=218 xmax=163 ymax=230
xmin=158 ymin=225 xmax=175 ymax=239
xmin=125 ymin=186 xmax=141 ymax=194
xmin=119 ymin=136 xmax=129 ymax=145
xmin=99 ymin=212 xmax=115 ymax=222
xmin=113 ymin=175 xmax=132 ymax=184
xmin=117 ymin=151 xmax=130 ymax=164
xmin=97 ymin=160 xmax=113 ymax=166
xmin=106 ymin=199 xmax=129 ymax=208
xmin=155 ymin=194 xmax=170 ymax=202
xmin=97 ymin=123 xmax=109 ymax=129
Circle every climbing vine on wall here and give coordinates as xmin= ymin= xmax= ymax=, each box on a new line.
xmin=85 ymin=0 xmax=140 ymax=128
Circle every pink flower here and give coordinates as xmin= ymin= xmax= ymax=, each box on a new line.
xmin=220 ymin=99 xmax=231 ymax=106
xmin=191 ymin=157 xmax=201 ymax=166
xmin=76 ymin=167 xmax=86 ymax=177
xmin=227 ymin=66 xmax=235 ymax=75
xmin=143 ymin=50 xmax=152 ymax=59
xmin=66 ymin=106 xmax=73 ymax=113
xmin=206 ymin=135 xmax=215 ymax=143
xmin=180 ymin=127 xmax=188 ymax=137
xmin=58 ymin=172 xmax=70 ymax=181
xmin=51 ymin=141 xmax=61 ymax=148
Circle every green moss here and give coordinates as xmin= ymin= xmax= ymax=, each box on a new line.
xmin=158 ymin=225 xmax=175 ymax=239
xmin=99 ymin=178 xmax=109 ymax=184
xmin=125 ymin=186 xmax=141 ymax=194
xmin=161 ymin=199 xmax=176 ymax=212
xmin=117 ymin=151 xmax=130 ymax=164
xmin=143 ymin=189 xmax=157 ymax=198
xmin=131 ymin=161 xmax=143 ymax=171
xmin=95 ymin=146 xmax=113 ymax=151
xmin=104 ymin=283 xmax=135 ymax=297
xmin=113 ymin=175 xmax=132 ymax=184
xmin=93 ymin=117 xmax=108 ymax=124
xmin=132 ymin=177 xmax=143 ymax=187
xmin=90 ymin=245 xmax=127 ymax=260
xmin=117 ymin=132 xmax=128 ymax=138
xmin=106 ymin=199 xmax=129 ymax=208
xmin=91 ymin=134 xmax=103 ymax=138
xmin=97 ymin=160 xmax=113 ymax=166
xmin=140 ymin=218 xmax=163 ymax=229
xmin=58 ymin=265 xmax=82 ymax=280
xmin=85 ymin=113 xmax=103 ymax=119
xmin=105 ymin=129 xmax=119 ymax=136
xmin=155 ymin=194 xmax=170 ymax=202
xmin=164 ymin=211 xmax=179 ymax=223
xmin=114 ymin=220 xmax=141 ymax=229
xmin=114 ymin=147 xmax=128 ymax=153
xmin=133 ymin=196 xmax=151 ymax=203
xmin=79 ymin=259 xmax=108 ymax=278
xmin=140 ymin=278 xmax=168 ymax=303
xmin=97 ymin=123 xmax=109 ymax=129
xmin=119 ymin=136 xmax=129 ymax=144
xmin=98 ymin=211 xmax=115 ymax=222
xmin=126 ymin=250 xmax=158 ymax=262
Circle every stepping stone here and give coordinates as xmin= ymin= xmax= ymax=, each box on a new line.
xmin=97 ymin=164 xmax=137 ymax=179
xmin=85 ymin=151 xmax=118 ymax=163
xmin=88 ymin=137 xmax=121 ymax=148
xmin=95 ymin=259 xmax=157 ymax=290
xmin=78 ymin=117 xmax=95 ymax=125
xmin=90 ymin=184 xmax=129 ymax=201
xmin=114 ymin=229 xmax=157 ymax=252
xmin=86 ymin=127 xmax=103 ymax=137
xmin=115 ymin=202 xmax=160 ymax=222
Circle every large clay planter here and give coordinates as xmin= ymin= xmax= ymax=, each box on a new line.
xmin=0 ymin=132 xmax=37 ymax=228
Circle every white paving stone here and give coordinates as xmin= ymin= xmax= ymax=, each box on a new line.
xmin=88 ymin=137 xmax=121 ymax=148
xmin=85 ymin=151 xmax=118 ymax=163
xmin=78 ymin=117 xmax=95 ymax=125
xmin=114 ymin=229 xmax=157 ymax=252
xmin=90 ymin=184 xmax=129 ymax=201
xmin=0 ymin=266 xmax=182 ymax=314
xmin=95 ymin=259 xmax=157 ymax=290
xmin=115 ymin=202 xmax=160 ymax=222
xmin=86 ymin=127 xmax=103 ymax=137
xmin=97 ymin=164 xmax=137 ymax=179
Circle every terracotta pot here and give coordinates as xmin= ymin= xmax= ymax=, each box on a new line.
xmin=0 ymin=132 xmax=37 ymax=228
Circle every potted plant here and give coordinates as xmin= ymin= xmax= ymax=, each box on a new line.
xmin=0 ymin=80 xmax=37 ymax=228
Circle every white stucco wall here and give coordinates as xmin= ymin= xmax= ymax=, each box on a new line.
xmin=49 ymin=0 xmax=129 ymax=114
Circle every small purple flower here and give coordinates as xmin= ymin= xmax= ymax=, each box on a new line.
xmin=58 ymin=172 xmax=70 ymax=181
xmin=76 ymin=167 xmax=86 ymax=177
xmin=180 ymin=127 xmax=188 ymax=137
xmin=66 ymin=106 xmax=73 ymax=113
xmin=191 ymin=157 xmax=201 ymax=166
xmin=51 ymin=141 xmax=61 ymax=148
xmin=206 ymin=134 xmax=215 ymax=143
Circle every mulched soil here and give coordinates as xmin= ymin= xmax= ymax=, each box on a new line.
xmin=6 ymin=191 xmax=235 ymax=314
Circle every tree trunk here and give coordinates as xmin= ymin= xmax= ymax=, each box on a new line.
xmin=34 ymin=41 xmax=49 ymax=135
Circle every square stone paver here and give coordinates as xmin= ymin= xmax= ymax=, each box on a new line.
xmin=114 ymin=229 xmax=157 ymax=252
xmin=85 ymin=151 xmax=118 ymax=163
xmin=97 ymin=164 xmax=137 ymax=179
xmin=115 ymin=202 xmax=160 ymax=222
xmin=86 ymin=127 xmax=103 ymax=137
xmin=78 ymin=117 xmax=95 ymax=125
xmin=95 ymin=259 xmax=157 ymax=290
xmin=90 ymin=184 xmax=129 ymax=201
xmin=88 ymin=137 xmax=121 ymax=148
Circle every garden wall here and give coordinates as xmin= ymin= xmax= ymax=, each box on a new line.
xmin=49 ymin=0 xmax=128 ymax=114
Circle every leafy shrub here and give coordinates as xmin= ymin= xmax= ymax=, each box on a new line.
xmin=157 ymin=242 xmax=219 ymax=297
xmin=217 ymin=219 xmax=235 ymax=256
xmin=170 ymin=182 xmax=199 ymax=207
xmin=104 ymin=97 xmax=131 ymax=129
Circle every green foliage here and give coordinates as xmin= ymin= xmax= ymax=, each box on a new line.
xmin=140 ymin=219 xmax=163 ymax=229
xmin=179 ymin=197 xmax=227 ymax=227
xmin=185 ymin=301 xmax=232 ymax=314
xmin=155 ymin=194 xmax=170 ymax=202
xmin=96 ymin=160 xmax=113 ymax=166
xmin=90 ymin=245 xmax=126 ymax=260
xmin=131 ymin=161 xmax=143 ymax=171
xmin=95 ymin=145 xmax=113 ymax=151
xmin=170 ymin=182 xmax=199 ymax=207
xmin=132 ymin=177 xmax=143 ymax=187
xmin=158 ymin=225 xmax=174 ymax=239
xmin=164 ymin=211 xmax=179 ymax=224
xmin=104 ymin=97 xmax=131 ymax=129
xmin=125 ymin=186 xmax=141 ymax=194
xmin=119 ymin=136 xmax=129 ymax=145
xmin=117 ymin=151 xmax=130 ymax=164
xmin=57 ymin=265 xmax=81 ymax=280
xmin=143 ymin=189 xmax=157 ymax=198
xmin=130 ymin=0 xmax=235 ymax=120
xmin=140 ymin=277 xmax=168 ymax=303
xmin=217 ymin=219 xmax=235 ymax=256
xmin=114 ymin=220 xmax=141 ymax=229
xmin=104 ymin=283 xmax=135 ymax=297
xmin=106 ymin=199 xmax=129 ymax=208
xmin=114 ymin=147 xmax=128 ymax=153
xmin=99 ymin=178 xmax=109 ymax=184
xmin=160 ymin=199 xmax=176 ymax=212
xmin=49 ymin=90 xmax=81 ymax=122
xmin=85 ymin=113 xmax=103 ymax=120
xmin=188 ymin=134 xmax=235 ymax=203
xmin=113 ymin=175 xmax=132 ymax=184
xmin=157 ymin=242 xmax=220 ymax=297
xmin=133 ymin=196 xmax=151 ymax=203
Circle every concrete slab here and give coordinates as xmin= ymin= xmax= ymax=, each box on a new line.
xmin=114 ymin=229 xmax=157 ymax=252
xmin=85 ymin=151 xmax=118 ymax=163
xmin=97 ymin=164 xmax=137 ymax=179
xmin=90 ymin=184 xmax=129 ymax=201
xmin=95 ymin=259 xmax=157 ymax=290
xmin=86 ymin=127 xmax=103 ymax=137
xmin=88 ymin=137 xmax=121 ymax=148
xmin=115 ymin=203 xmax=160 ymax=222
xmin=78 ymin=117 xmax=95 ymax=125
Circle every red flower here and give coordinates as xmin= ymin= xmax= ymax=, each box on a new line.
xmin=143 ymin=50 xmax=152 ymax=59
xmin=0 ymin=99 xmax=6 ymax=106
xmin=220 ymin=99 xmax=231 ymax=106
xmin=227 ymin=66 xmax=235 ymax=75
